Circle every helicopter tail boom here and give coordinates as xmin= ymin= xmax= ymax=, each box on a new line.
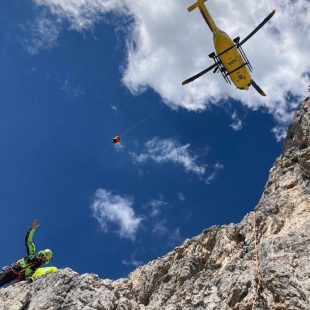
xmin=187 ymin=0 xmax=207 ymax=12
xmin=187 ymin=0 xmax=218 ymax=33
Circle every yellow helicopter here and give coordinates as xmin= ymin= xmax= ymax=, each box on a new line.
xmin=182 ymin=0 xmax=275 ymax=96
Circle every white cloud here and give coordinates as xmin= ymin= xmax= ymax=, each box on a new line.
xmin=214 ymin=163 xmax=224 ymax=170
xmin=152 ymin=220 xmax=182 ymax=247
xmin=205 ymin=163 xmax=224 ymax=184
xmin=90 ymin=189 xmax=142 ymax=240
xmin=271 ymin=125 xmax=288 ymax=142
xmin=111 ymin=105 xmax=118 ymax=113
xmin=230 ymin=111 xmax=243 ymax=131
xmin=57 ymin=77 xmax=85 ymax=97
xmin=122 ymin=254 xmax=144 ymax=267
xmin=131 ymin=138 xmax=207 ymax=176
xmin=34 ymin=0 xmax=125 ymax=30
xmin=113 ymin=142 xmax=124 ymax=152
xmin=32 ymin=0 xmax=310 ymax=135
xmin=144 ymin=194 xmax=167 ymax=217
xmin=20 ymin=11 xmax=60 ymax=55
xmin=178 ymin=193 xmax=186 ymax=201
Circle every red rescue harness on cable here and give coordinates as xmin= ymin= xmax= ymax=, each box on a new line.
xmin=112 ymin=136 xmax=121 ymax=144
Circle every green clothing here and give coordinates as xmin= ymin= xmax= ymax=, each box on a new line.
xmin=14 ymin=227 xmax=57 ymax=280
xmin=25 ymin=227 xmax=36 ymax=256
xmin=31 ymin=267 xmax=58 ymax=280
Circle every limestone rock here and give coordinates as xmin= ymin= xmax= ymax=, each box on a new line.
xmin=1 ymin=99 xmax=309 ymax=309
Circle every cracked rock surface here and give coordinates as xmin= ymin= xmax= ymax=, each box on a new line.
xmin=1 ymin=99 xmax=309 ymax=309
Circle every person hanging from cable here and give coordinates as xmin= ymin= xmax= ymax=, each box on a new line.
xmin=0 ymin=219 xmax=58 ymax=288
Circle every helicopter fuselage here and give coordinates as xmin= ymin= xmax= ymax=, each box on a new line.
xmin=184 ymin=0 xmax=274 ymax=96
xmin=213 ymin=30 xmax=251 ymax=90
xmin=194 ymin=0 xmax=252 ymax=90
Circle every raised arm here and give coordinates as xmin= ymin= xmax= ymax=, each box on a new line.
xmin=25 ymin=219 xmax=39 ymax=256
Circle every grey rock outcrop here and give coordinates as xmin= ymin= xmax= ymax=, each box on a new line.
xmin=1 ymin=99 xmax=309 ymax=309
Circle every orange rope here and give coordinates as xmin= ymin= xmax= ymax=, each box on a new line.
xmin=252 ymin=212 xmax=264 ymax=309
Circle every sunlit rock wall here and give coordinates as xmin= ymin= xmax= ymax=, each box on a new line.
xmin=1 ymin=99 xmax=309 ymax=310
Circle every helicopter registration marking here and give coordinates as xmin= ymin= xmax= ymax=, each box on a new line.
xmin=228 ymin=59 xmax=237 ymax=66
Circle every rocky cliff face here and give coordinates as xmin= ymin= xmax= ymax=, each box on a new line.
xmin=1 ymin=99 xmax=309 ymax=310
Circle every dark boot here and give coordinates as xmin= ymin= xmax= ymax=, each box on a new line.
xmin=0 ymin=269 xmax=17 ymax=288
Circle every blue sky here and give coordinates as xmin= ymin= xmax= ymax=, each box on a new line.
xmin=0 ymin=0 xmax=308 ymax=279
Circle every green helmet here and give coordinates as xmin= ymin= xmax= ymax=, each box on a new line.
xmin=38 ymin=249 xmax=53 ymax=264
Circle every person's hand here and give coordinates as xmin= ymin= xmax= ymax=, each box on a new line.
xmin=31 ymin=219 xmax=40 ymax=229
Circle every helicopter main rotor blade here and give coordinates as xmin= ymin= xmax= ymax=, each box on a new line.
xmin=239 ymin=10 xmax=275 ymax=46
xmin=251 ymin=80 xmax=266 ymax=96
xmin=182 ymin=62 xmax=220 ymax=85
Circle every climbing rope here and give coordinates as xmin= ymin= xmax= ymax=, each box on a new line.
xmin=251 ymin=212 xmax=264 ymax=309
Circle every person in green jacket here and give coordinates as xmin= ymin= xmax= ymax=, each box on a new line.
xmin=0 ymin=219 xmax=57 ymax=287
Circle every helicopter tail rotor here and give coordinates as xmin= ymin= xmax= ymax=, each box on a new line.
xmin=250 ymin=80 xmax=266 ymax=96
